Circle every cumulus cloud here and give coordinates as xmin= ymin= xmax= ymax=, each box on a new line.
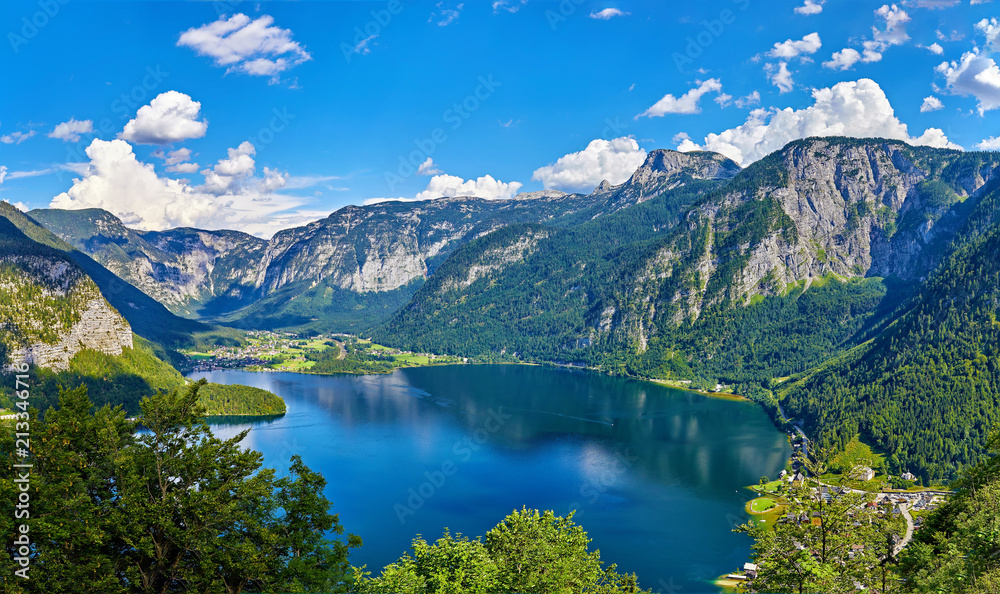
xmin=676 ymin=78 xmax=959 ymax=166
xmin=975 ymin=135 xmax=1000 ymax=150
xmin=177 ymin=14 xmax=311 ymax=83
xmin=794 ymin=0 xmax=824 ymax=14
xmin=920 ymin=96 xmax=944 ymax=112
xmin=766 ymin=62 xmax=795 ymax=93
xmin=49 ymin=139 xmax=317 ymax=237
xmin=0 ymin=130 xmax=36 ymax=145
xmin=0 ymin=166 xmax=6 ymax=184
xmin=735 ymin=91 xmax=761 ymax=108
xmin=413 ymin=174 xmax=521 ymax=201
xmin=638 ymin=79 xmax=723 ymax=117
xmin=935 ymin=50 xmax=1000 ymax=114
xmin=589 ymin=8 xmax=630 ymax=19
xmin=49 ymin=119 xmax=93 ymax=142
xmin=824 ymin=48 xmax=863 ymax=70
xmin=922 ymin=42 xmax=944 ymax=54
xmin=767 ymin=32 xmax=822 ymax=59
xmin=825 ymin=4 xmax=910 ymax=69
xmin=152 ymin=147 xmax=200 ymax=173
xmin=532 ymin=137 xmax=648 ymax=192
xmin=417 ymin=157 xmax=442 ymax=175
xmin=976 ymin=18 xmax=1000 ymax=51
xmin=119 ymin=91 xmax=208 ymax=145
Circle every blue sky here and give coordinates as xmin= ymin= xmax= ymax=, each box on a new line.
xmin=1 ymin=0 xmax=998 ymax=236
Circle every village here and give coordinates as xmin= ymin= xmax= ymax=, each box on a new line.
xmin=182 ymin=331 xmax=467 ymax=373
xmin=719 ymin=431 xmax=951 ymax=589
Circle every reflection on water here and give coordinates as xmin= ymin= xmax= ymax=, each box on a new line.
xmin=194 ymin=365 xmax=789 ymax=594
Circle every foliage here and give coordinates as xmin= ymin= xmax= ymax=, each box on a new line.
xmin=0 ymin=382 xmax=360 ymax=593
xmin=738 ymin=481 xmax=903 ymax=594
xmin=196 ymin=383 xmax=286 ymax=416
xmin=356 ymin=507 xmax=650 ymax=594
xmin=898 ymin=433 xmax=1000 ymax=593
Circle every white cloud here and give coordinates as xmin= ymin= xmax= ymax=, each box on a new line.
xmin=923 ymin=42 xmax=944 ymax=54
xmin=153 ymin=148 xmax=190 ymax=165
xmin=430 ymin=3 xmax=464 ymax=26
xmin=492 ymin=0 xmax=526 ymax=13
xmin=351 ymin=34 xmax=377 ymax=56
xmin=715 ymin=93 xmax=734 ymax=107
xmin=0 ymin=166 xmax=6 ymax=184
xmin=794 ymin=0 xmax=824 ymax=14
xmin=767 ymin=32 xmax=822 ymax=59
xmin=976 ymin=18 xmax=1000 ymax=52
xmin=48 ymin=119 xmax=93 ymax=142
xmin=0 ymin=130 xmax=36 ymax=145
xmin=826 ymin=4 xmax=911 ymax=70
xmin=971 ymin=0 xmax=993 ymax=5
xmin=177 ymin=14 xmax=311 ymax=83
xmin=414 ymin=174 xmax=521 ymax=201
xmin=920 ymin=96 xmax=944 ymax=112
xmin=936 ymin=49 xmax=1000 ymax=114
xmin=49 ymin=139 xmax=315 ymax=237
xmin=417 ymin=157 xmax=443 ymax=175
xmin=735 ymin=91 xmax=761 ymax=108
xmin=823 ymin=48 xmax=863 ymax=70
xmin=589 ymin=8 xmax=630 ymax=19
xmin=119 ymin=91 xmax=208 ymax=145
xmin=532 ymin=137 xmax=648 ymax=192
xmin=766 ymin=62 xmax=795 ymax=93
xmin=676 ymin=78 xmax=959 ymax=166
xmin=909 ymin=0 xmax=959 ymax=7
xmin=873 ymin=4 xmax=911 ymax=46
xmin=638 ymin=79 xmax=723 ymax=117
xmin=975 ymin=135 xmax=1000 ymax=150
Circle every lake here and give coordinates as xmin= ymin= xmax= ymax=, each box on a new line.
xmin=190 ymin=365 xmax=790 ymax=593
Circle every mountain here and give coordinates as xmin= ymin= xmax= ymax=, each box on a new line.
xmin=373 ymin=138 xmax=1000 ymax=480
xmin=780 ymin=172 xmax=1000 ymax=483
xmin=0 ymin=216 xmax=133 ymax=372
xmin=33 ymin=149 xmax=739 ymax=333
xmin=28 ymin=208 xmax=268 ymax=318
xmin=0 ymin=202 xmax=210 ymax=349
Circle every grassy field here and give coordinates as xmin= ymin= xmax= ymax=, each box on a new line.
xmin=748 ymin=497 xmax=778 ymax=514
xmin=393 ymin=354 xmax=430 ymax=365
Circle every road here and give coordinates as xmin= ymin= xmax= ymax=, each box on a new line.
xmin=894 ymin=503 xmax=914 ymax=556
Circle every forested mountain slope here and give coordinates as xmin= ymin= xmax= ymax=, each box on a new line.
xmin=0 ymin=202 xmax=209 ymax=348
xmin=781 ymin=174 xmax=1000 ymax=483
xmin=34 ymin=150 xmax=738 ymax=333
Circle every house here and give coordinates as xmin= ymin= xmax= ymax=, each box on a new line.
xmin=743 ymin=563 xmax=758 ymax=579
xmin=852 ymin=466 xmax=876 ymax=481
xmin=901 ymin=472 xmax=916 ymax=481
xmin=778 ymin=469 xmax=788 ymax=479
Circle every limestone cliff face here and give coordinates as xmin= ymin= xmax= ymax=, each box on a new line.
xmin=28 ymin=209 xmax=268 ymax=317
xmin=596 ymin=138 xmax=1000 ymax=348
xmin=0 ymin=254 xmax=132 ymax=371
xmin=600 ymin=149 xmax=741 ymax=210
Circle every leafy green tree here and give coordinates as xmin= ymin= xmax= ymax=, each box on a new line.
xmin=738 ymin=482 xmax=903 ymax=594
xmin=0 ymin=381 xmax=359 ymax=594
xmin=357 ymin=507 xmax=650 ymax=594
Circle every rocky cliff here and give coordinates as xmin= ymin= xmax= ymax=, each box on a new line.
xmin=0 ymin=253 xmax=133 ymax=372
xmin=599 ymin=138 xmax=1000 ymax=347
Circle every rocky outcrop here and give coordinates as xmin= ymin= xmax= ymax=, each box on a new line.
xmin=598 ymin=138 xmax=1000 ymax=346
xmin=0 ymin=254 xmax=132 ymax=371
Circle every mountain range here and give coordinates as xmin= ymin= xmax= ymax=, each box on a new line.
xmin=7 ymin=135 xmax=1000 ymax=482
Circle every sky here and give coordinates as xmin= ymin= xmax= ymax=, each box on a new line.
xmin=1 ymin=0 xmax=998 ymax=237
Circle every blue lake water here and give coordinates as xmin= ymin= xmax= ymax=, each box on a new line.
xmin=190 ymin=364 xmax=790 ymax=593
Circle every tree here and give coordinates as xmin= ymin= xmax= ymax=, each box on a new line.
xmin=738 ymin=481 xmax=903 ymax=594
xmin=0 ymin=381 xmax=359 ymax=594
xmin=357 ymin=507 xmax=651 ymax=594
